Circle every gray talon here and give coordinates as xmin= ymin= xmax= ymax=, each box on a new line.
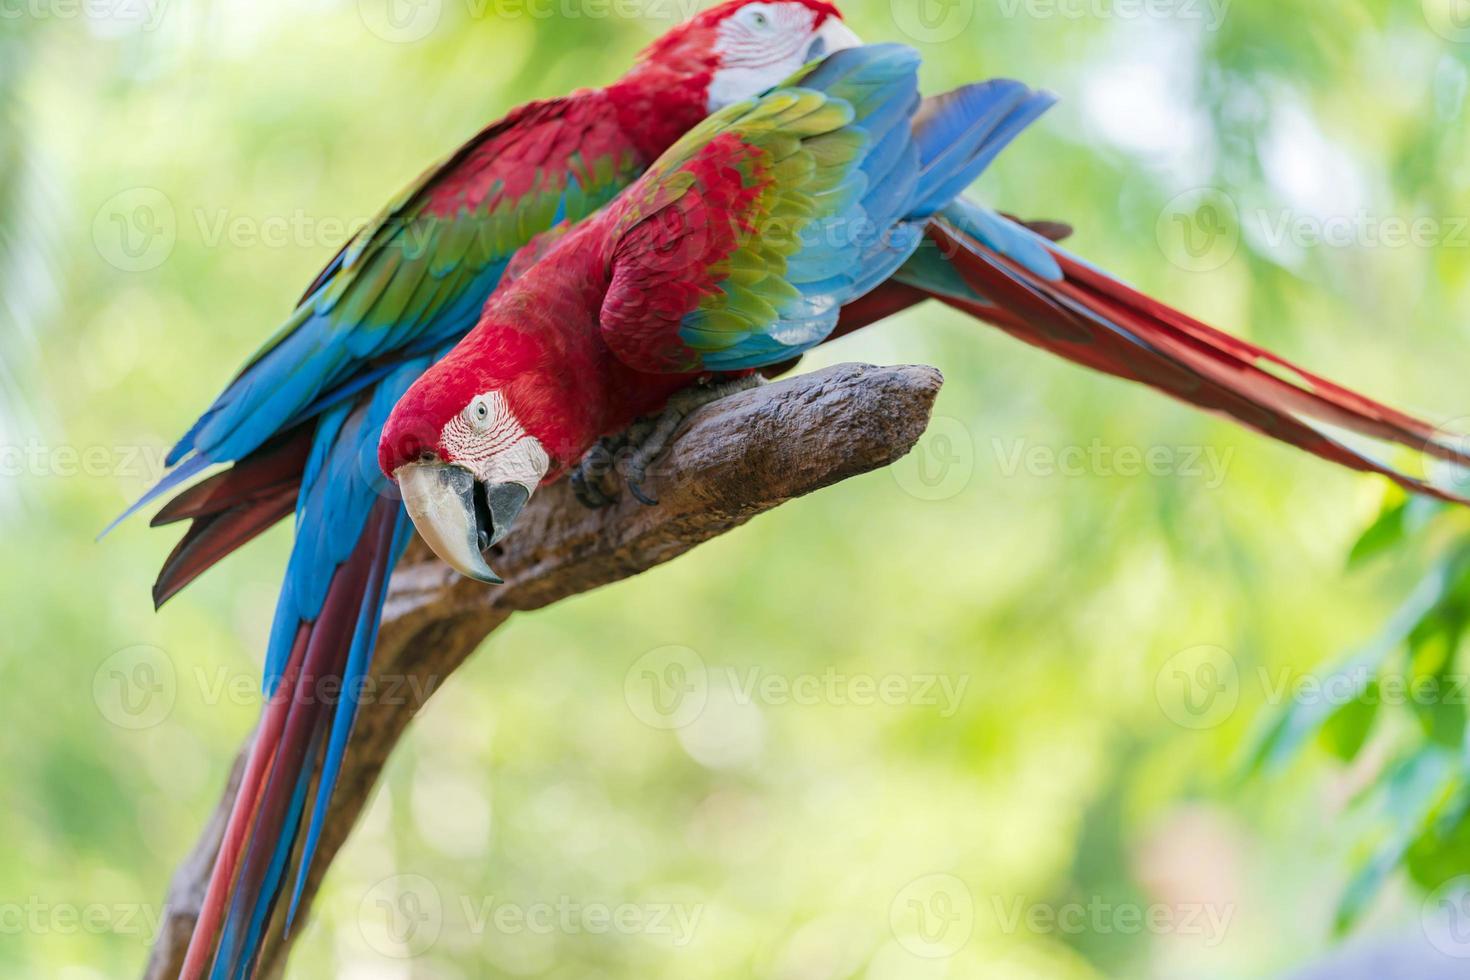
xmin=573 ymin=374 xmax=765 ymax=510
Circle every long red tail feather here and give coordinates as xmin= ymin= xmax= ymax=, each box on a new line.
xmin=898 ymin=219 xmax=1470 ymax=503
xmin=179 ymin=623 xmax=309 ymax=980
xmin=151 ymin=428 xmax=311 ymax=608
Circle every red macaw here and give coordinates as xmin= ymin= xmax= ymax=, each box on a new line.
xmin=378 ymin=45 xmax=1060 ymax=576
xmin=380 ymin=43 xmax=1470 ymax=590
xmin=123 ymin=5 xmax=863 ymax=978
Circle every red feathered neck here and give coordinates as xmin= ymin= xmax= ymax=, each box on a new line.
xmin=633 ymin=0 xmax=839 ymax=66
xmin=612 ymin=2 xmax=844 ymax=159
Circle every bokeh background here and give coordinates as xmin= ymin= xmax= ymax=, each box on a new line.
xmin=5 ymin=0 xmax=1470 ymax=977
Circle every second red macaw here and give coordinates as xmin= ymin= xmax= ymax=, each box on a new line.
xmin=381 ymin=43 xmax=1470 ymax=585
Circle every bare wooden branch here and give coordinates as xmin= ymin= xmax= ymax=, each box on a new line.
xmin=144 ymin=362 xmax=943 ymax=979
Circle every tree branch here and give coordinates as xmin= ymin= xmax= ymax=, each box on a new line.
xmin=143 ymin=361 xmax=944 ymax=979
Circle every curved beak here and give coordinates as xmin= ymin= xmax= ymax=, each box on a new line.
xmin=395 ymin=462 xmax=530 ymax=586
xmin=808 ymin=18 xmax=862 ymax=61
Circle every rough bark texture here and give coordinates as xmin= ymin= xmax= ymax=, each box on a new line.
xmin=144 ymin=362 xmax=943 ymax=980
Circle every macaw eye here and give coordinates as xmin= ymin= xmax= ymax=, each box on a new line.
xmin=742 ymin=6 xmax=771 ymax=29
xmin=474 ymin=401 xmax=489 ymax=422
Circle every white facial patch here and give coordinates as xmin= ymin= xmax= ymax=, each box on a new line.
xmin=707 ymin=3 xmax=823 ymax=111
xmin=440 ymin=390 xmax=551 ymax=492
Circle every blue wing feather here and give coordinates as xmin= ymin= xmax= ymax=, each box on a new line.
xmin=693 ymin=50 xmax=1054 ymax=371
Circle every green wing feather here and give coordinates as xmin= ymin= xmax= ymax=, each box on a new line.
xmin=599 ymin=81 xmax=871 ymax=372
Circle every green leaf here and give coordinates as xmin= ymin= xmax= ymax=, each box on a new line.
xmin=1406 ymin=611 xmax=1469 ymax=748
xmin=1348 ymin=497 xmax=1409 ymax=568
xmin=1335 ymin=747 xmax=1459 ymax=934
xmin=1405 ymin=783 xmax=1470 ymax=894
xmin=1318 ymin=680 xmax=1379 ymax=762
xmin=1245 ymin=567 xmax=1449 ymax=775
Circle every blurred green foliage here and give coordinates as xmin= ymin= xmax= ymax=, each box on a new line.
xmin=1249 ymin=491 xmax=1470 ymax=935
xmin=3 ymin=1 xmax=1470 ymax=978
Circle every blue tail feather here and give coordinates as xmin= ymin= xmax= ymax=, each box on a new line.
xmin=212 ymin=728 xmax=320 ymax=980
xmin=98 ymin=454 xmax=212 ymax=541
xmin=287 ymin=503 xmax=411 ymax=927
xmin=910 ymin=80 xmax=1056 ymax=218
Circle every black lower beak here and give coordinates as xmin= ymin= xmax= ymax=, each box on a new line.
xmin=477 ymin=481 xmax=529 ymax=550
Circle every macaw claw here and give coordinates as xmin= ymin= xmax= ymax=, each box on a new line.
xmin=569 ymin=374 xmax=766 ymax=511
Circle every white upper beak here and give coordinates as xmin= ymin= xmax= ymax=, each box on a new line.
xmin=815 ymin=18 xmax=863 ymax=56
xmin=396 ymin=461 xmax=505 ymax=585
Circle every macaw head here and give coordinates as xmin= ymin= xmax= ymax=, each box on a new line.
xmin=636 ymin=1 xmax=862 ymax=112
xmin=379 ymin=329 xmax=572 ymax=585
